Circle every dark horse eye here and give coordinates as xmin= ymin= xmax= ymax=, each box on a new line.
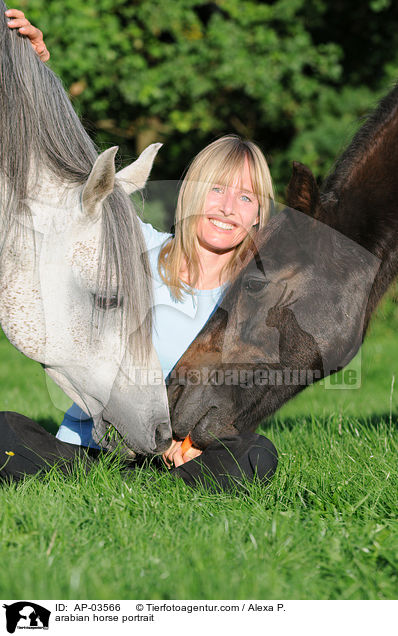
xmin=94 ymin=294 xmax=122 ymax=310
xmin=243 ymin=277 xmax=269 ymax=293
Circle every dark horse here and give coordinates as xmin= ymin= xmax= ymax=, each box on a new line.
xmin=168 ymin=82 xmax=398 ymax=449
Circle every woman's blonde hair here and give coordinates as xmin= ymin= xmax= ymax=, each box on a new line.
xmin=158 ymin=135 xmax=274 ymax=300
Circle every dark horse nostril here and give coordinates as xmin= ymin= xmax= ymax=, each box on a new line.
xmin=155 ymin=421 xmax=172 ymax=453
xmin=167 ymin=383 xmax=184 ymax=408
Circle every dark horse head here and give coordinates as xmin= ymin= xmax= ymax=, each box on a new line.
xmin=168 ymin=81 xmax=398 ymax=448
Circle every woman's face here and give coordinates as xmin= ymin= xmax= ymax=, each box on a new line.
xmin=196 ymin=156 xmax=259 ymax=254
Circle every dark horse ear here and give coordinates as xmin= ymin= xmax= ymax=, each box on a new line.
xmin=286 ymin=161 xmax=321 ymax=218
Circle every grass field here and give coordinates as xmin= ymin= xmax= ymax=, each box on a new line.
xmin=0 ymin=293 xmax=397 ymax=600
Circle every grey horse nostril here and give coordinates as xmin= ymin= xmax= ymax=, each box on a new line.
xmin=155 ymin=421 xmax=172 ymax=452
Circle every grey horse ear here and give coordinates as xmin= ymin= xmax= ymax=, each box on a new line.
xmin=82 ymin=146 xmax=119 ymax=220
xmin=116 ymin=143 xmax=163 ymax=195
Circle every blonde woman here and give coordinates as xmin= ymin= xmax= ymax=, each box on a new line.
xmin=2 ymin=10 xmax=278 ymax=490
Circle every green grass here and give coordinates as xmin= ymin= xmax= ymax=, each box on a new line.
xmin=1 ymin=293 xmax=398 ymax=600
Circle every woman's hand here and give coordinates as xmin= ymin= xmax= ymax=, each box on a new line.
xmin=162 ymin=439 xmax=202 ymax=468
xmin=5 ymin=9 xmax=50 ymax=62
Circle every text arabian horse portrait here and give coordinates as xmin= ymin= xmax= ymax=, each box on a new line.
xmin=0 ymin=3 xmax=397 ymax=457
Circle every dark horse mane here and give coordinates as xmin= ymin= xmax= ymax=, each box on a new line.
xmin=322 ymin=85 xmax=398 ymax=196
xmin=0 ymin=2 xmax=152 ymax=360
xmin=287 ymin=81 xmax=398 ymax=334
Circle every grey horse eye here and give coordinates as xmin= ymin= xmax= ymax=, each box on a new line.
xmin=243 ymin=277 xmax=269 ymax=293
xmin=93 ymin=294 xmax=122 ymax=310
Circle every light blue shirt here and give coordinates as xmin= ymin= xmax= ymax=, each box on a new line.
xmin=56 ymin=218 xmax=226 ymax=448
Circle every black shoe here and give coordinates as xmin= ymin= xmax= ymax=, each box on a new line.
xmin=170 ymin=432 xmax=278 ymax=492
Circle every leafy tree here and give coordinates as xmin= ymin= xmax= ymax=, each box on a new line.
xmin=17 ymin=0 xmax=398 ymax=213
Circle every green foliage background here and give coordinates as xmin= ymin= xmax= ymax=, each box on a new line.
xmin=16 ymin=0 xmax=398 ymax=214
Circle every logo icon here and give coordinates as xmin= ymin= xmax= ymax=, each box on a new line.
xmin=3 ymin=602 xmax=50 ymax=633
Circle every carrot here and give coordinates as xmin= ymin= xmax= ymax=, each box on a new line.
xmin=181 ymin=433 xmax=193 ymax=455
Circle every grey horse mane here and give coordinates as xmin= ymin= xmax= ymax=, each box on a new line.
xmin=0 ymin=2 xmax=152 ymax=362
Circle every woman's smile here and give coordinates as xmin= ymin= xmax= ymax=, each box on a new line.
xmin=207 ymin=216 xmax=238 ymax=231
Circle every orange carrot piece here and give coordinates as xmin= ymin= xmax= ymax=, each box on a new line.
xmin=181 ymin=434 xmax=193 ymax=455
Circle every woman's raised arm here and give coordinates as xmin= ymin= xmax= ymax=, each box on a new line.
xmin=5 ymin=8 xmax=50 ymax=61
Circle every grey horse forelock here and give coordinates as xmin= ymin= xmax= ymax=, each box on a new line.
xmin=0 ymin=2 xmax=152 ymax=363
